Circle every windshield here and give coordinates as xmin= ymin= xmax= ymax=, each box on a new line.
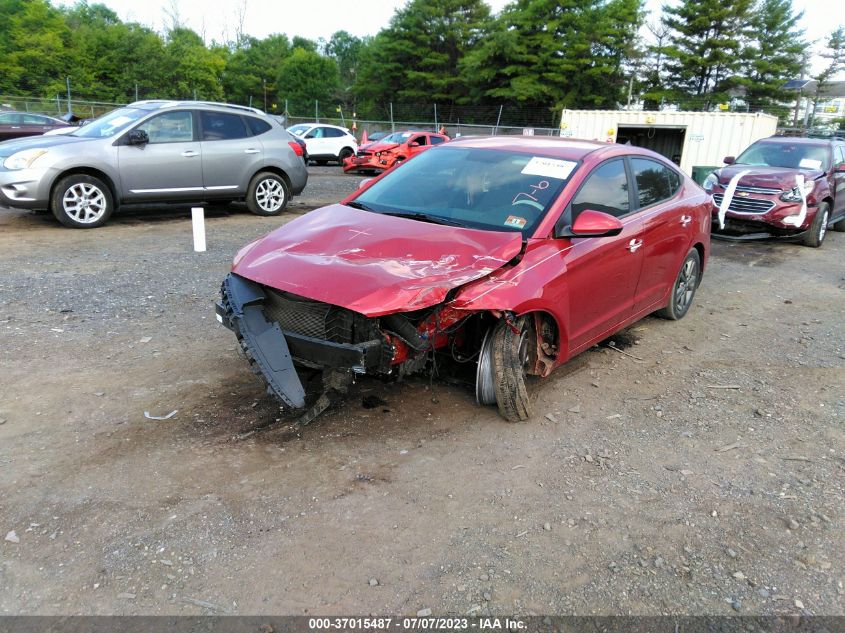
xmin=287 ymin=124 xmax=310 ymax=137
xmin=70 ymin=107 xmax=148 ymax=138
xmin=735 ymin=142 xmax=830 ymax=171
xmin=380 ymin=132 xmax=415 ymax=144
xmin=351 ymin=147 xmax=578 ymax=237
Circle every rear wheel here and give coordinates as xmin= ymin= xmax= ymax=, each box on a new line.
xmin=656 ymin=249 xmax=700 ymax=320
xmin=338 ymin=147 xmax=354 ymax=163
xmin=246 ymin=171 xmax=289 ymax=216
xmin=51 ymin=174 xmax=113 ymax=229
xmin=490 ymin=315 xmax=535 ymax=422
xmin=803 ymin=202 xmax=830 ymax=247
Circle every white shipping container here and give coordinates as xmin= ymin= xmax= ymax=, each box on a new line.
xmin=559 ymin=110 xmax=779 ymax=178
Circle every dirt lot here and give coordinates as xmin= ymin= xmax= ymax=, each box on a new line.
xmin=1 ymin=166 xmax=843 ymax=617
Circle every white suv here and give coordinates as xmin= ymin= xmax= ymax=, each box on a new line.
xmin=287 ymin=123 xmax=357 ymax=165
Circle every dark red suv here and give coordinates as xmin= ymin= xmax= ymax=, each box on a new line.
xmin=704 ymin=136 xmax=845 ymax=247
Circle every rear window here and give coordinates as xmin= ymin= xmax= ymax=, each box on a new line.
xmin=246 ymin=116 xmax=272 ymax=136
xmin=200 ymin=111 xmax=248 ymax=141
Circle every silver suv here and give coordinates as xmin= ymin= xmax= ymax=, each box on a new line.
xmin=0 ymin=100 xmax=308 ymax=228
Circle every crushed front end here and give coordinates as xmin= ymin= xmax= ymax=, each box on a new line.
xmin=216 ymin=272 xmax=481 ymax=422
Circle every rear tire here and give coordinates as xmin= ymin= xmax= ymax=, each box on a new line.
xmin=246 ymin=171 xmax=289 ymax=216
xmin=491 ymin=315 xmax=535 ymax=422
xmin=51 ymin=174 xmax=113 ymax=229
xmin=656 ymin=248 xmax=701 ymax=320
xmin=338 ymin=147 xmax=354 ymax=163
xmin=803 ymin=202 xmax=829 ymax=247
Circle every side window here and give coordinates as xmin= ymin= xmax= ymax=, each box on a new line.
xmin=246 ymin=117 xmax=271 ymax=136
xmin=430 ymin=135 xmax=446 ymax=145
xmin=323 ymin=127 xmax=344 ymax=138
xmin=570 ymin=159 xmax=630 ymax=220
xmin=630 ymin=158 xmax=680 ymax=208
xmin=0 ymin=113 xmax=20 ymax=124
xmin=410 ymin=135 xmax=427 ymax=146
xmin=23 ymin=114 xmax=49 ymax=124
xmin=834 ymin=145 xmax=845 ymax=167
xmin=304 ymin=127 xmax=323 ymax=139
xmin=139 ymin=111 xmax=194 ymax=144
xmin=200 ymin=111 xmax=248 ymax=141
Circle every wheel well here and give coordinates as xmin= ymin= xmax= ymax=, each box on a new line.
xmin=252 ymin=167 xmax=291 ymax=191
xmin=693 ymin=242 xmax=705 ymax=274
xmin=524 ymin=310 xmax=560 ymax=377
xmin=341 ymin=146 xmax=354 ymax=155
xmin=51 ymin=168 xmax=118 ymax=207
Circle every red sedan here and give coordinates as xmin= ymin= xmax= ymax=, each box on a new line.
xmin=343 ymin=130 xmax=449 ymax=173
xmin=218 ymin=137 xmax=710 ymax=423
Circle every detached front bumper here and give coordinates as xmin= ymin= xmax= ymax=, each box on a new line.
xmin=216 ymin=273 xmax=384 ymax=410
xmin=342 ymin=155 xmax=392 ymax=173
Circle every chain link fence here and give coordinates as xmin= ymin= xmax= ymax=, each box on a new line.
xmin=0 ymin=94 xmax=125 ymax=119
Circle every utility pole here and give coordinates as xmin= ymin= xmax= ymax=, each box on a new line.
xmin=315 ymin=100 xmax=319 ymax=122
xmin=389 ymin=102 xmax=394 ymax=132
xmin=66 ymin=77 xmax=72 ymax=114
xmin=135 ymin=82 xmax=139 ymax=102
xmin=493 ymin=105 xmax=503 ymax=135
xmin=263 ymin=78 xmax=267 ymax=112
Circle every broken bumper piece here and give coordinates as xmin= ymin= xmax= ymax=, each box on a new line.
xmin=216 ymin=273 xmax=384 ymax=410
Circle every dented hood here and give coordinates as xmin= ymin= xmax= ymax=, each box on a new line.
xmin=718 ymin=165 xmax=825 ymax=189
xmin=232 ymin=204 xmax=523 ymax=317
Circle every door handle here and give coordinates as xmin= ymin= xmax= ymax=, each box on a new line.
xmin=680 ymin=215 xmax=692 ymax=226
xmin=244 ymin=148 xmax=260 ymax=154
xmin=182 ymin=150 xmax=199 ymax=157
xmin=628 ymin=238 xmax=643 ymax=253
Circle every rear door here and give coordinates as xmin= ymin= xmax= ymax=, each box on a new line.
xmin=0 ymin=112 xmax=23 ymax=140
xmin=558 ymin=158 xmax=645 ymax=353
xmin=117 ymin=109 xmax=203 ymax=202
xmin=199 ymin=110 xmax=262 ymax=197
xmin=628 ymin=158 xmax=692 ymax=314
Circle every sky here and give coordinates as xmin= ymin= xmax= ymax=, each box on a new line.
xmin=59 ymin=0 xmax=842 ymax=76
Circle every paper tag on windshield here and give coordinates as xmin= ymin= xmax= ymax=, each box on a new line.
xmin=521 ymin=157 xmax=577 ymax=180
xmin=799 ymin=158 xmax=822 ymax=170
xmin=504 ymin=215 xmax=527 ymax=229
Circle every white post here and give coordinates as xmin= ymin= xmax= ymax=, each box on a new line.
xmin=191 ymin=207 xmax=206 ymax=252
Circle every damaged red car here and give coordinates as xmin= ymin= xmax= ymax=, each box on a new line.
xmin=343 ymin=130 xmax=449 ymax=174
xmin=704 ymin=136 xmax=845 ymax=247
xmin=217 ymin=137 xmax=710 ymax=423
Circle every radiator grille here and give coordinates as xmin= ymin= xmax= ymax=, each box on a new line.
xmin=712 ymin=193 xmax=775 ymax=214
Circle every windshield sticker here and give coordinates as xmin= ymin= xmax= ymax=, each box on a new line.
xmin=504 ymin=215 xmax=527 ymax=229
xmin=521 ymin=157 xmax=577 ymax=180
xmin=799 ymin=158 xmax=822 ymax=170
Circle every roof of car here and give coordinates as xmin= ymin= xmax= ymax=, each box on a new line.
xmin=290 ymin=122 xmax=350 ymax=130
xmin=445 ymin=135 xmax=609 ymax=160
xmin=128 ymin=100 xmax=266 ymax=116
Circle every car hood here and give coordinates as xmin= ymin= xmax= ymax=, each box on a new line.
xmin=717 ymin=164 xmax=825 ymax=189
xmin=231 ymin=204 xmax=523 ymax=317
xmin=0 ymin=133 xmax=95 ymax=157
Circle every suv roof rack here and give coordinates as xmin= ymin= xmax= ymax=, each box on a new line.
xmin=128 ymin=100 xmax=266 ymax=116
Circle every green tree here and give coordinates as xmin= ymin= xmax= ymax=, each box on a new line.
xmin=738 ymin=0 xmax=805 ymax=114
xmin=353 ymin=0 xmax=492 ymax=117
xmin=662 ymin=0 xmax=754 ymax=109
xmin=460 ymin=0 xmax=643 ymax=120
xmin=223 ymin=34 xmax=291 ymax=109
xmin=0 ymin=0 xmax=71 ymax=95
xmin=277 ymin=48 xmax=339 ymax=116
xmin=324 ymin=30 xmax=365 ymax=108
xmin=162 ymin=28 xmax=226 ymax=100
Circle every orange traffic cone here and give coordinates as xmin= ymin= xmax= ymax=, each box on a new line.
xmin=360 ymin=129 xmax=369 ymax=144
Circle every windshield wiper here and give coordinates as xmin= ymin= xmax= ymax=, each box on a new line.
xmin=345 ymin=200 xmax=375 ymax=211
xmin=379 ymin=211 xmax=466 ymax=227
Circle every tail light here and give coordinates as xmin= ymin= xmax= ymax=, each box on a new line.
xmin=288 ymin=141 xmax=304 ymax=157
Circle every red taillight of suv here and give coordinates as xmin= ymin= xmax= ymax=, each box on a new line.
xmin=288 ymin=141 xmax=303 ymax=157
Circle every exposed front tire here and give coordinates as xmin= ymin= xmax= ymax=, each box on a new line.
xmin=246 ymin=171 xmax=289 ymax=216
xmin=51 ymin=174 xmax=114 ymax=228
xmin=490 ymin=315 xmax=535 ymax=422
xmin=656 ymin=248 xmax=701 ymax=320
xmin=803 ymin=202 xmax=830 ymax=247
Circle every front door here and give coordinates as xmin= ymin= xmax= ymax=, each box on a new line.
xmin=117 ymin=110 xmax=203 ymax=202
xmin=833 ymin=145 xmax=845 ymax=217
xmin=556 ymin=158 xmax=645 ymax=353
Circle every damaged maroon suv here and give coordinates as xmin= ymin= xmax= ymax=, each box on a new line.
xmin=217 ymin=137 xmax=711 ymax=423
xmin=704 ymin=136 xmax=845 ymax=247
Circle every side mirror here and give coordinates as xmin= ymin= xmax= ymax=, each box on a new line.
xmin=835 ymin=163 xmax=845 ymax=173
xmin=128 ymin=129 xmax=148 ymax=146
xmin=723 ymin=155 xmax=735 ymax=165
xmin=558 ymin=209 xmax=624 ymax=238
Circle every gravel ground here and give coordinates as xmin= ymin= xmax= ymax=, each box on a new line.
xmin=0 ymin=165 xmax=843 ymax=616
